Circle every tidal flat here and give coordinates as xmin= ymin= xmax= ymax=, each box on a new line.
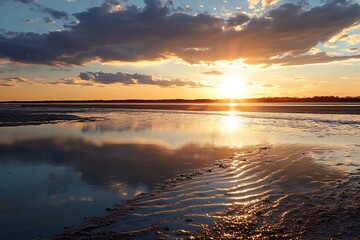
xmin=0 ymin=103 xmax=359 ymax=239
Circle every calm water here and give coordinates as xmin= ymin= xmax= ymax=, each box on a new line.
xmin=0 ymin=105 xmax=360 ymax=239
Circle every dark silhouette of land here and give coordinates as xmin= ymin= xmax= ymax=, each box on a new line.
xmin=2 ymin=96 xmax=360 ymax=104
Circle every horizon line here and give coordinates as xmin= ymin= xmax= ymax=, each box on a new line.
xmin=2 ymin=96 xmax=360 ymax=103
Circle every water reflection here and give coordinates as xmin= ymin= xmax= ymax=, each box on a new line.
xmin=221 ymin=112 xmax=243 ymax=132
xmin=0 ymin=137 xmax=236 ymax=240
xmin=0 ymin=138 xmax=236 ymax=189
xmin=2 ymin=110 xmax=360 ymax=148
xmin=1 ymin=109 xmax=360 ymax=240
xmin=49 ymin=145 xmax=345 ymax=240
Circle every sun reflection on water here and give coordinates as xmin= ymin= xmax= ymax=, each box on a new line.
xmin=228 ymin=102 xmax=238 ymax=107
xmin=221 ymin=111 xmax=242 ymax=132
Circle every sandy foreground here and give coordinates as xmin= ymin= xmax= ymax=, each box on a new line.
xmin=45 ymin=144 xmax=360 ymax=240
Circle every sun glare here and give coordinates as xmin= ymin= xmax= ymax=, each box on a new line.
xmin=219 ymin=75 xmax=247 ymax=99
xmin=221 ymin=111 xmax=242 ymax=132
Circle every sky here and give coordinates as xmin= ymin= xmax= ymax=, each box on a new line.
xmin=0 ymin=0 xmax=359 ymax=100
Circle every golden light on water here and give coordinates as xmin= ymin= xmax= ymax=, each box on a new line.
xmin=228 ymin=102 xmax=238 ymax=107
xmin=221 ymin=111 xmax=242 ymax=132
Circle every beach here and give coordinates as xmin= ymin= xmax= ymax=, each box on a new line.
xmin=2 ymin=0 xmax=360 ymax=238
xmin=50 ymin=144 xmax=360 ymax=240
xmin=0 ymin=103 xmax=359 ymax=239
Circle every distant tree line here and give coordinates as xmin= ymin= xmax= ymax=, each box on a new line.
xmin=4 ymin=96 xmax=360 ymax=103
xmin=242 ymin=96 xmax=360 ymax=103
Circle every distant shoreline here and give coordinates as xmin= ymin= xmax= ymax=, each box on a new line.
xmin=2 ymin=96 xmax=360 ymax=104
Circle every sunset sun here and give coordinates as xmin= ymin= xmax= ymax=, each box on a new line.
xmin=219 ymin=75 xmax=248 ymax=99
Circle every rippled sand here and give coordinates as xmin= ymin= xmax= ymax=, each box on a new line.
xmin=49 ymin=144 xmax=359 ymax=239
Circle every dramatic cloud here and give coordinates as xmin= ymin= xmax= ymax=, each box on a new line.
xmin=0 ymin=0 xmax=359 ymax=66
xmin=0 ymin=71 xmax=209 ymax=88
xmin=227 ymin=13 xmax=250 ymax=26
xmin=0 ymin=77 xmax=34 ymax=86
xmin=78 ymin=71 xmax=209 ymax=87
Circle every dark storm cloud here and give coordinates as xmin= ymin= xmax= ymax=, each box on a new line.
xmin=0 ymin=0 xmax=359 ymax=66
xmin=227 ymin=13 xmax=250 ymax=26
xmin=78 ymin=71 xmax=208 ymax=87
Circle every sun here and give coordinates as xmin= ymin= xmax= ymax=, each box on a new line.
xmin=219 ymin=75 xmax=248 ymax=99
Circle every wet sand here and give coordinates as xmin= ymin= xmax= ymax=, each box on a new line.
xmin=0 ymin=109 xmax=97 ymax=127
xmin=48 ymin=144 xmax=359 ymax=240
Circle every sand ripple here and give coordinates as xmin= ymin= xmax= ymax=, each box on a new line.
xmin=50 ymin=144 xmax=358 ymax=240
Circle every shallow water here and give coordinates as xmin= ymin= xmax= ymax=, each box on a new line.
xmin=0 ymin=105 xmax=360 ymax=239
xmin=63 ymin=145 xmax=344 ymax=239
